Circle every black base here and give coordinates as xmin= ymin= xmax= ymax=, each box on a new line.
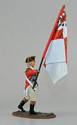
xmin=12 ymin=110 xmax=56 ymax=119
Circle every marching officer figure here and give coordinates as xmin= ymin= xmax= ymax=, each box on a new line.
xmin=18 ymin=56 xmax=39 ymax=114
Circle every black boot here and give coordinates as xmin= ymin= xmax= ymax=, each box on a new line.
xmin=18 ymin=100 xmax=26 ymax=112
xmin=29 ymin=104 xmax=37 ymax=115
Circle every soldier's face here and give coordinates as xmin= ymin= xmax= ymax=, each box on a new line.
xmin=30 ymin=60 xmax=35 ymax=67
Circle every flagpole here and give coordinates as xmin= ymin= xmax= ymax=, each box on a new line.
xmin=33 ymin=5 xmax=65 ymax=89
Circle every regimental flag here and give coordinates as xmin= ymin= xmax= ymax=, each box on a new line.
xmin=43 ymin=5 xmax=68 ymax=84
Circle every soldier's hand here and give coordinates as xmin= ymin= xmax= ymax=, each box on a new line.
xmin=37 ymin=69 xmax=40 ymax=74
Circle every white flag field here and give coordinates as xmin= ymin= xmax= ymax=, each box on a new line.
xmin=43 ymin=5 xmax=68 ymax=84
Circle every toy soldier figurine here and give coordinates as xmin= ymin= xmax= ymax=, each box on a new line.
xmin=13 ymin=5 xmax=67 ymax=119
xmin=18 ymin=56 xmax=39 ymax=114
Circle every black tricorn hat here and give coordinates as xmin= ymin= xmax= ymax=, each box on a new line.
xmin=25 ymin=56 xmax=36 ymax=63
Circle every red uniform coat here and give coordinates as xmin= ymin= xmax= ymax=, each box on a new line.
xmin=25 ymin=68 xmax=38 ymax=89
